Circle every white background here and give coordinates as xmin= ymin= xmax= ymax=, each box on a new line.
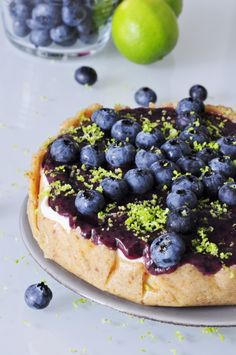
xmin=0 ymin=1 xmax=236 ymax=354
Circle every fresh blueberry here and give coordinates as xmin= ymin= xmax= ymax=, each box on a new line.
xmin=167 ymin=207 xmax=197 ymax=233
xmin=91 ymin=108 xmax=118 ymax=131
xmin=101 ymin=178 xmax=128 ymax=201
xmin=111 ymin=119 xmax=141 ymax=144
xmin=9 ymin=1 xmax=31 ymax=21
xmin=50 ymin=137 xmax=79 ymax=163
xmin=76 ymin=9 xmax=93 ymax=34
xmin=30 ymin=3 xmax=61 ymax=30
xmin=150 ymin=232 xmax=185 ymax=269
xmin=209 ymin=156 xmax=236 ymax=178
xmin=124 ymin=168 xmax=154 ymax=194
xmin=80 ymin=144 xmax=105 ymax=168
xmin=74 ymin=66 xmax=97 ymax=86
xmin=166 ymin=189 xmax=198 ymax=210
xmin=161 ymin=138 xmax=191 ymax=162
xmin=134 ymin=87 xmax=157 ymax=107
xmin=13 ymin=20 xmax=30 ymax=37
xmin=24 ymin=282 xmax=53 ymax=309
xmin=218 ymin=182 xmax=236 ymax=206
xmin=217 ymin=136 xmax=236 ymax=159
xmin=196 ymin=147 xmax=218 ymax=163
xmin=30 ymin=29 xmax=52 ymax=47
xmin=150 ymin=159 xmax=180 ymax=187
xmin=179 ymin=126 xmax=209 ymax=147
xmin=172 ymin=175 xmax=204 ymax=197
xmin=135 ymin=128 xmax=164 ymax=149
xmin=177 ymin=156 xmax=206 ymax=176
xmin=105 ymin=142 xmax=136 ymax=168
xmin=176 ymin=97 xmax=205 ymax=115
xmin=75 ymin=189 xmax=105 ymax=215
xmin=62 ymin=4 xmax=87 ymax=27
xmin=189 ymin=85 xmax=208 ymax=101
xmin=50 ymin=25 xmax=78 ymax=46
xmin=135 ymin=148 xmax=164 ymax=169
xmin=176 ymin=111 xmax=203 ymax=131
xmin=201 ymin=171 xmax=226 ymax=197
xmin=79 ymin=30 xmax=98 ymax=44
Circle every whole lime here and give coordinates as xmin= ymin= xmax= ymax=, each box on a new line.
xmin=165 ymin=0 xmax=183 ymax=17
xmin=112 ymin=0 xmax=179 ymax=64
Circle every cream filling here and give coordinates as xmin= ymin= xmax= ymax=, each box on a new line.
xmin=40 ymin=172 xmax=144 ymax=263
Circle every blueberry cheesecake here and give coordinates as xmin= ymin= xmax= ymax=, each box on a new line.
xmin=27 ymin=87 xmax=236 ymax=306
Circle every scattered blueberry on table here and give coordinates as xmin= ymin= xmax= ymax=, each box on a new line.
xmin=24 ymin=282 xmax=53 ymax=309
xmin=74 ymin=66 xmax=97 ymax=86
xmin=134 ymin=87 xmax=157 ymax=107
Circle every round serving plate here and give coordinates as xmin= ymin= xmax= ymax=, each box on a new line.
xmin=20 ymin=197 xmax=236 ymax=327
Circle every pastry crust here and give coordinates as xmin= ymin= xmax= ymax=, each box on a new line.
xmin=27 ymin=104 xmax=236 ymax=306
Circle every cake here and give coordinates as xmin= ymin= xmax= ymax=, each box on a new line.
xmin=27 ymin=90 xmax=236 ymax=306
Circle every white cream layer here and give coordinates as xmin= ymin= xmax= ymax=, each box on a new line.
xmin=40 ymin=172 xmax=144 ymax=263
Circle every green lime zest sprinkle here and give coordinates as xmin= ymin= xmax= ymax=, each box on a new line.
xmin=50 ymin=180 xmax=75 ymax=197
xmin=161 ymin=121 xmax=179 ymax=139
xmin=175 ymin=330 xmax=185 ymax=342
xmin=90 ymin=167 xmax=123 ymax=183
xmin=210 ymin=200 xmax=228 ymax=218
xmin=202 ymin=327 xmax=225 ymax=341
xmin=170 ymin=349 xmax=177 ymax=355
xmin=200 ymin=165 xmax=210 ymax=174
xmin=125 ymin=196 xmax=168 ymax=237
xmin=72 ymin=298 xmax=88 ymax=309
xmin=142 ymin=117 xmax=158 ymax=133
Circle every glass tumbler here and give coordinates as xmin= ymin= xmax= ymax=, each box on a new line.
xmin=1 ymin=0 xmax=119 ymax=59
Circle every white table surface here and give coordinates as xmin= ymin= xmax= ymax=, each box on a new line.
xmin=1 ymin=1 xmax=236 ymax=354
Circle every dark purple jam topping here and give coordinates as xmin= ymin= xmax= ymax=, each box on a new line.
xmin=43 ymin=107 xmax=236 ymax=276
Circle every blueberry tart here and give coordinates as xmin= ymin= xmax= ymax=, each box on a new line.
xmin=27 ymin=92 xmax=236 ymax=306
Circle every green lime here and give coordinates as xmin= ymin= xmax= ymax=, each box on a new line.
xmin=112 ymin=0 xmax=179 ymax=65
xmin=165 ymin=0 xmax=183 ymax=17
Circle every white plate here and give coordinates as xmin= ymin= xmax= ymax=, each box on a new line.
xmin=20 ymin=197 xmax=236 ymax=327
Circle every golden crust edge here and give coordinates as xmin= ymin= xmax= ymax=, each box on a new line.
xmin=27 ymin=103 xmax=236 ymax=306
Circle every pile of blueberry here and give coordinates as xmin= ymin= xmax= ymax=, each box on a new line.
xmin=9 ymin=0 xmax=99 ymax=47
xmin=49 ymin=84 xmax=236 ymax=269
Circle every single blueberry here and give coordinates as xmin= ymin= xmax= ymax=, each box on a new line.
xmin=179 ymin=126 xmax=209 ymax=147
xmin=167 ymin=207 xmax=197 ymax=233
xmin=150 ymin=232 xmax=185 ymax=269
xmin=135 ymin=148 xmax=164 ymax=169
xmin=172 ymin=175 xmax=204 ymax=197
xmin=9 ymin=1 xmax=31 ymax=21
xmin=176 ymin=97 xmax=205 ymax=115
xmin=134 ymin=87 xmax=157 ymax=107
xmin=218 ymin=182 xmax=236 ymax=206
xmin=111 ymin=119 xmax=141 ymax=143
xmin=62 ymin=4 xmax=87 ymax=27
xmin=91 ymin=108 xmax=119 ymax=131
xmin=79 ymin=30 xmax=98 ymax=44
xmin=161 ymin=138 xmax=191 ymax=162
xmin=105 ymin=142 xmax=136 ymax=168
xmin=196 ymin=147 xmax=218 ymax=163
xmin=176 ymin=112 xmax=203 ymax=131
xmin=24 ymin=282 xmax=53 ymax=309
xmin=80 ymin=144 xmax=105 ymax=168
xmin=166 ymin=189 xmax=198 ymax=210
xmin=101 ymin=178 xmax=128 ymax=202
xmin=31 ymin=3 xmax=61 ymax=30
xmin=217 ymin=136 xmax=236 ymax=159
xmin=50 ymin=137 xmax=79 ymax=163
xmin=13 ymin=20 xmax=30 ymax=37
xmin=135 ymin=128 xmax=164 ymax=149
xmin=150 ymin=159 xmax=180 ymax=187
xmin=50 ymin=25 xmax=78 ymax=46
xmin=189 ymin=84 xmax=208 ymax=101
xmin=30 ymin=29 xmax=52 ymax=46
xmin=124 ymin=168 xmax=154 ymax=194
xmin=76 ymin=9 xmax=93 ymax=34
xmin=201 ymin=171 xmax=226 ymax=197
xmin=75 ymin=189 xmax=105 ymax=215
xmin=209 ymin=156 xmax=236 ymax=178
xmin=177 ymin=156 xmax=206 ymax=176
xmin=74 ymin=66 xmax=97 ymax=86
